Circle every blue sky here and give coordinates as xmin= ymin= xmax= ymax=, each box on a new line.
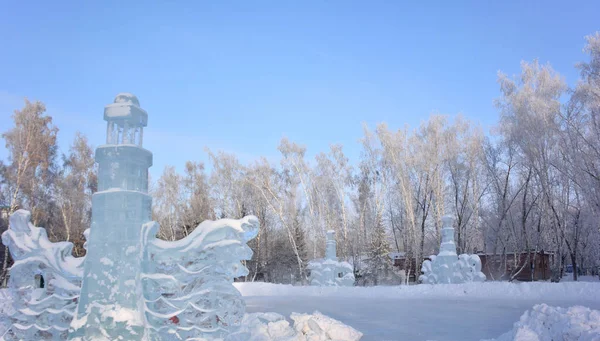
xmin=1 ymin=1 xmax=598 ymax=180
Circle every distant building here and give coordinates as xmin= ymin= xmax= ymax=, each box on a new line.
xmin=389 ymin=252 xmax=430 ymax=283
xmin=478 ymin=251 xmax=554 ymax=281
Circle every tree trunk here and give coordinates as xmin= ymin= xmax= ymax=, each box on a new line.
xmin=571 ymin=253 xmax=578 ymax=281
xmin=1 ymin=247 xmax=9 ymax=287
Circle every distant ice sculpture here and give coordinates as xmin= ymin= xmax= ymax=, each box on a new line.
xmin=307 ymin=231 xmax=354 ymax=286
xmin=419 ymin=215 xmax=486 ymax=284
xmin=1 ymin=210 xmax=85 ymax=341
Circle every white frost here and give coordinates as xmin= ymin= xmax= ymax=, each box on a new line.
xmin=99 ymin=258 xmax=113 ymax=266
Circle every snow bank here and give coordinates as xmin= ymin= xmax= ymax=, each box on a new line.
xmin=235 ymin=281 xmax=600 ymax=302
xmin=227 ymin=311 xmax=363 ymax=341
xmin=290 ymin=312 xmax=363 ymax=340
xmin=487 ymin=304 xmax=600 ymax=341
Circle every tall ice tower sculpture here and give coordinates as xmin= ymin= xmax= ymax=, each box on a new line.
xmin=307 ymin=230 xmax=354 ymax=286
xmin=325 ymin=230 xmax=338 ymax=261
xmin=419 ymin=215 xmax=486 ymax=284
xmin=68 ymin=93 xmax=152 ymax=340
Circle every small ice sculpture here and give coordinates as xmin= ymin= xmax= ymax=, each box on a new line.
xmin=1 ymin=210 xmax=85 ymax=341
xmin=419 ymin=215 xmax=486 ymax=284
xmin=307 ymin=231 xmax=354 ymax=286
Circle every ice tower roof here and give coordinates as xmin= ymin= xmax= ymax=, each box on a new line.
xmin=103 ymin=92 xmax=148 ymax=126
xmin=114 ymin=92 xmax=140 ymax=106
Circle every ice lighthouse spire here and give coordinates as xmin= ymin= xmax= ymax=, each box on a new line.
xmin=68 ymin=93 xmax=153 ymax=340
xmin=96 ymin=93 xmax=152 ymax=193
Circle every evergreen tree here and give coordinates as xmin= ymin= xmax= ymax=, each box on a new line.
xmin=292 ymin=209 xmax=308 ymax=283
xmin=366 ymin=213 xmax=391 ymax=285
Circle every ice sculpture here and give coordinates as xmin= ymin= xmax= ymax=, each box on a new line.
xmin=65 ymin=93 xmax=260 ymax=340
xmin=140 ymin=216 xmax=258 ymax=340
xmin=307 ymin=231 xmax=354 ymax=286
xmin=419 ymin=215 xmax=486 ymax=284
xmin=2 ymin=93 xmax=360 ymax=340
xmin=1 ymin=210 xmax=85 ymax=341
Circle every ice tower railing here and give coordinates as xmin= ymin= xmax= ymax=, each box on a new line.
xmin=104 ymin=92 xmax=147 ymax=146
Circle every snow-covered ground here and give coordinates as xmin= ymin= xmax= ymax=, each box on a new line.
xmin=3 ymin=282 xmax=600 ymax=340
xmin=236 ymin=281 xmax=600 ymax=341
xmin=561 ymin=275 xmax=600 ymax=282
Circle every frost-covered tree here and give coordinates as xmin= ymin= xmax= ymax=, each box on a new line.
xmin=244 ymin=157 xmax=308 ymax=284
xmin=180 ymin=161 xmax=214 ymax=236
xmin=1 ymin=99 xmax=58 ymax=285
xmin=354 ymin=126 xmax=389 ymax=281
xmin=496 ymin=59 xmax=569 ymax=278
xmin=365 ymin=214 xmax=391 ymax=285
xmin=445 ymin=116 xmax=486 ymax=254
xmin=313 ymin=145 xmax=354 ymax=259
xmin=292 ymin=208 xmax=308 ymax=283
xmin=207 ymin=149 xmax=245 ymax=219
xmin=152 ymin=166 xmax=183 ymax=241
xmin=56 ymin=133 xmax=96 ymax=256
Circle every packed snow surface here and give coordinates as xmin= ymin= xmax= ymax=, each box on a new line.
xmin=236 ymin=281 xmax=600 ymax=341
xmin=236 ymin=281 xmax=600 ymax=301
xmin=3 ymin=281 xmax=600 ymax=340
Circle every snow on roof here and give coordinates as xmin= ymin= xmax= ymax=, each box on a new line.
xmin=104 ymin=93 xmax=148 ymax=125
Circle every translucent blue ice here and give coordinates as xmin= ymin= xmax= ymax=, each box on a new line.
xmin=1 ymin=94 xmax=259 ymax=341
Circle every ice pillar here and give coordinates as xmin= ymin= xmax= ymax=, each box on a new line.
xmin=325 ymin=230 xmax=337 ymax=261
xmin=439 ymin=215 xmax=457 ymax=257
